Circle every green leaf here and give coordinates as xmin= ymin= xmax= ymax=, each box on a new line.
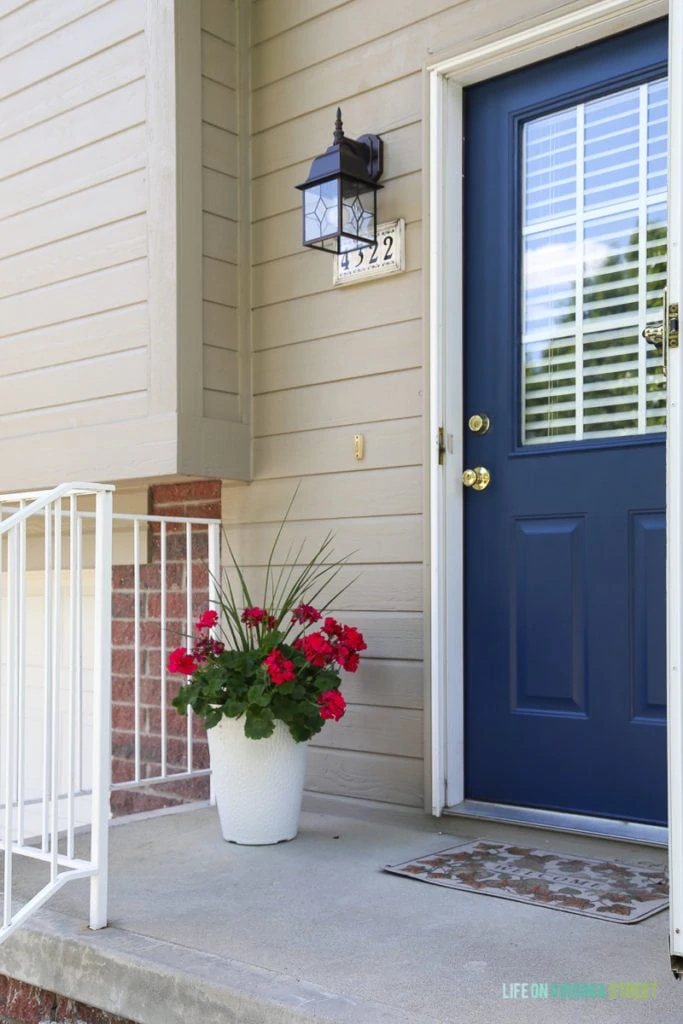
xmin=301 ymin=702 xmax=324 ymax=723
xmin=172 ymin=691 xmax=189 ymax=716
xmin=205 ymin=708 xmax=224 ymax=729
xmin=288 ymin=717 xmax=323 ymax=742
xmin=244 ymin=707 xmax=275 ymax=739
xmin=271 ymin=692 xmax=295 ymax=720
xmin=224 ymin=699 xmax=246 ymax=718
xmin=273 ymin=678 xmax=296 ymax=696
xmin=247 ymin=683 xmax=271 ymax=707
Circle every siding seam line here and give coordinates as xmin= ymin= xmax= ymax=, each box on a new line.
xmin=0 ymin=0 xmax=114 ymax=62
xmin=0 ymin=119 xmax=146 ymax=185
xmin=0 ymin=28 xmax=144 ymax=107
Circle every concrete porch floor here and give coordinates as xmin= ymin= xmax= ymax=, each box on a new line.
xmin=0 ymin=795 xmax=680 ymax=1024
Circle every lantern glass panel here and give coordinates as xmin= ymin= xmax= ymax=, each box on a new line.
xmin=318 ymin=235 xmax=343 ymax=253
xmin=304 ymin=179 xmax=339 ymax=244
xmin=341 ymin=177 xmax=375 ymax=248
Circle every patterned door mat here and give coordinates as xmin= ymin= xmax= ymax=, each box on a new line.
xmin=385 ymin=840 xmax=668 ymax=923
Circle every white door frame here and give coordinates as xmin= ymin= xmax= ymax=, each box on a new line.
xmin=427 ymin=0 xmax=683 ymax=968
xmin=665 ymin=0 xmax=683 ymax=975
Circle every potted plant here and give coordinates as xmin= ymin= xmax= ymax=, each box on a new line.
xmin=168 ymin=512 xmax=366 ymax=845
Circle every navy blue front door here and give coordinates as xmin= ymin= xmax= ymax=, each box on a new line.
xmin=463 ymin=20 xmax=668 ymax=825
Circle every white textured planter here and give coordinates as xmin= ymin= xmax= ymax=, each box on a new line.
xmin=207 ymin=716 xmax=309 ymax=845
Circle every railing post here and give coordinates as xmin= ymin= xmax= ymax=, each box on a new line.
xmin=208 ymin=521 xmax=221 ymax=612
xmin=208 ymin=521 xmax=221 ymax=806
xmin=89 ymin=488 xmax=113 ymax=931
xmin=2 ymin=528 xmax=17 ymax=928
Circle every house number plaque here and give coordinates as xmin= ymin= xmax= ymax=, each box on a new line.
xmin=333 ymin=219 xmax=405 ymax=287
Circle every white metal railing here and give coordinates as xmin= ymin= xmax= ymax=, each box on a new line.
xmin=0 ymin=483 xmax=113 ymax=944
xmin=0 ymin=484 xmax=221 ymax=944
xmin=99 ymin=509 xmax=221 ymax=796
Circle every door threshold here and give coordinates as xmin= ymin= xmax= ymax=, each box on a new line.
xmin=444 ymin=799 xmax=667 ymax=848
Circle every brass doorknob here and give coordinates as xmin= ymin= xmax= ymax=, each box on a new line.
xmin=468 ymin=413 xmax=491 ymax=435
xmin=462 ymin=466 xmax=491 ymax=491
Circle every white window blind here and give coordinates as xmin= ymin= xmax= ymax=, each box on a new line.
xmin=522 ymin=77 xmax=668 ymax=444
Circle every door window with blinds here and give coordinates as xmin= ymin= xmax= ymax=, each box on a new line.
xmin=521 ymin=77 xmax=668 ymax=444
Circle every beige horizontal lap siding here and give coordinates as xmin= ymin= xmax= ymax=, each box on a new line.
xmin=251 ymin=0 xmax=354 ymax=46
xmin=240 ymin=0 xmax=621 ymax=808
xmin=201 ymin=0 xmax=241 ymax=422
xmin=242 ymin=0 xmax=435 ymax=809
xmin=0 ymin=0 xmax=149 ymax=477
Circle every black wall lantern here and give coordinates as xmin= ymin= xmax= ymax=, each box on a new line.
xmin=296 ymin=108 xmax=383 ymax=254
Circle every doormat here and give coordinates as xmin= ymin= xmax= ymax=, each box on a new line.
xmin=384 ymin=840 xmax=668 ymax=923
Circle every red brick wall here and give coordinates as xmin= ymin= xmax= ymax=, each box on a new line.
xmin=0 ymin=975 xmax=134 ymax=1024
xmin=110 ymin=480 xmax=221 ymax=816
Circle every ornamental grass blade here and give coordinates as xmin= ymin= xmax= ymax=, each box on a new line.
xmin=269 ymin=540 xmax=312 ymax=617
xmin=267 ymin=539 xmax=304 ymax=620
xmin=196 ymin=557 xmax=243 ymax=648
xmin=205 ymin=486 xmax=360 ymax=649
xmin=283 ymin=560 xmax=349 ymax=615
xmin=275 ymin=533 xmax=339 ymax=606
xmin=267 ymin=531 xmax=339 ymax=619
xmin=303 ymin=567 xmax=359 ymax=616
xmin=215 ymin=536 xmax=254 ymax=648
xmin=214 ymin=577 xmax=246 ymax=649
xmin=262 ymin=484 xmax=301 ymax=611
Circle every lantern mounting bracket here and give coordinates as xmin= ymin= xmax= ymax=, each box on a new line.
xmin=332 ymin=106 xmax=383 ymax=181
xmin=355 ymin=133 xmax=383 ymax=182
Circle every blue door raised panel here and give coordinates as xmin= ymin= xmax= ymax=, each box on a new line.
xmin=463 ymin=20 xmax=668 ymax=825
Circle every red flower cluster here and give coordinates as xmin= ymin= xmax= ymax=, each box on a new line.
xmin=317 ymin=690 xmax=346 ymax=721
xmin=241 ymin=606 xmax=278 ymax=630
xmin=335 ymin=625 xmax=366 ymax=673
xmin=297 ymin=613 xmax=367 ymax=674
xmin=167 ymin=609 xmax=224 ymax=675
xmin=196 ymin=609 xmax=218 ymax=630
xmin=302 ymin=632 xmax=335 ymax=666
xmin=168 ymin=647 xmax=199 ymax=676
xmin=263 ymin=650 xmax=296 ymax=685
xmin=291 ymin=603 xmax=321 ymax=625
xmin=168 ymin=601 xmax=363 ymax=733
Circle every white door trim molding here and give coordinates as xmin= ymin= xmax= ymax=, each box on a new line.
xmin=427 ymin=0 xmax=668 ymax=816
xmin=666 ymin=0 xmax=683 ymax=974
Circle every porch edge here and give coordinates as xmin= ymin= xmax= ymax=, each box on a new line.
xmin=0 ymin=906 xmax=433 ymax=1024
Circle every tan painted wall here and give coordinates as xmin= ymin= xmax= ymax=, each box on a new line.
xmin=221 ymin=0 xmax=653 ymax=808
xmin=201 ymin=0 xmax=241 ymax=422
xmin=0 ymin=0 xmax=154 ymax=488
xmin=175 ymin=0 xmax=251 ymax=480
xmin=0 ymin=0 xmax=249 ymax=492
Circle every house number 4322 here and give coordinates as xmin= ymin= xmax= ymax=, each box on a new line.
xmin=333 ymin=219 xmax=405 ymax=287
